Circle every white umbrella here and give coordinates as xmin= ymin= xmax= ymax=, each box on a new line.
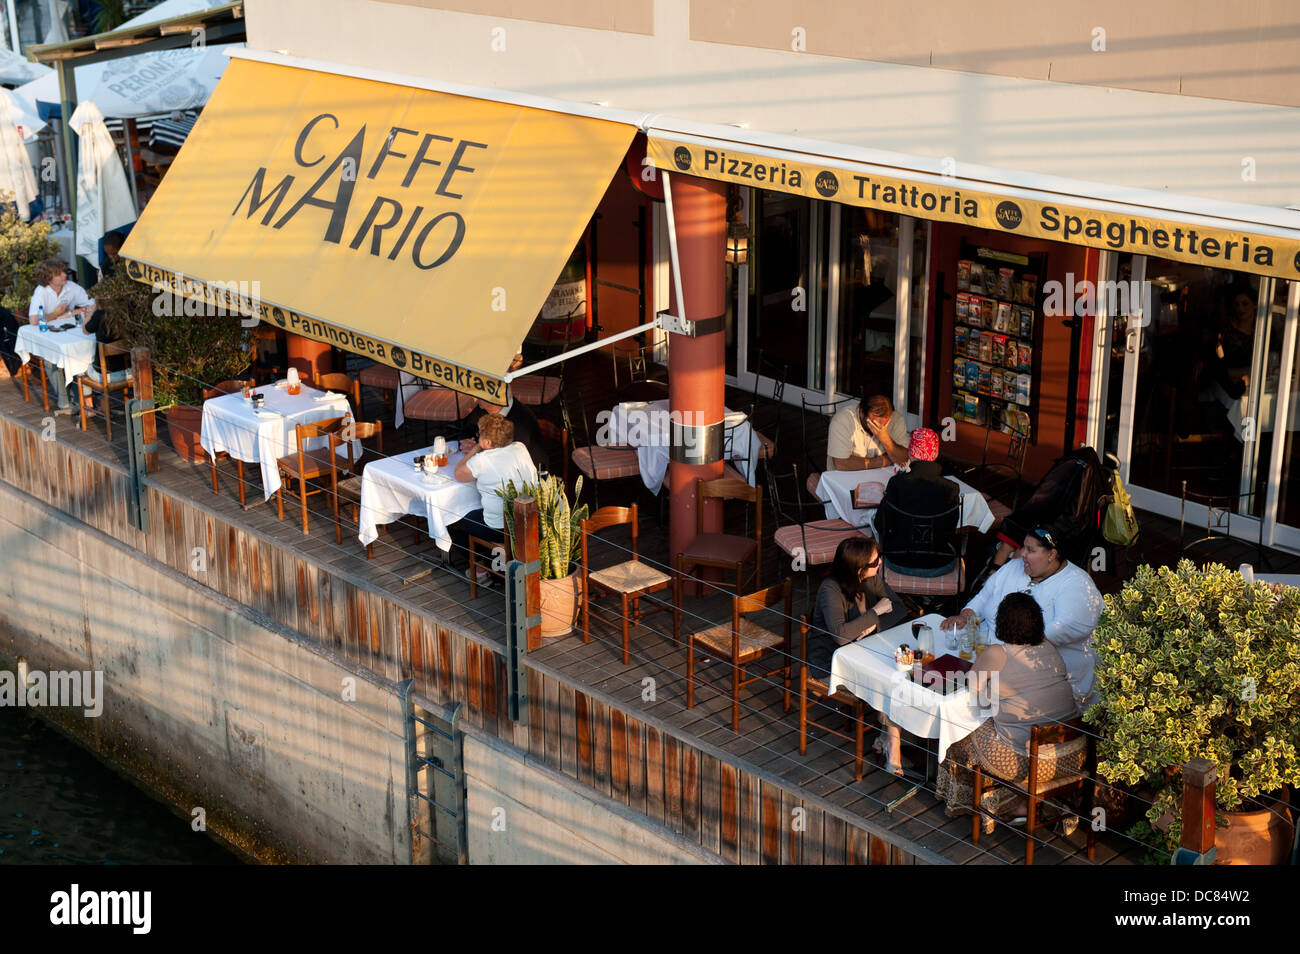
xmin=15 ymin=43 xmax=239 ymax=120
xmin=0 ymin=47 xmax=52 ymax=86
xmin=0 ymin=89 xmax=38 ymax=220
xmin=68 ymin=100 xmax=135 ymax=259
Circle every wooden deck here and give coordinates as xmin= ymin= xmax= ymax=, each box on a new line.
xmin=4 ymin=346 xmax=1296 ymax=865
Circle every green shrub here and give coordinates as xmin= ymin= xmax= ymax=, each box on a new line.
xmin=1087 ymin=560 xmax=1300 ymax=853
xmin=0 ymin=196 xmax=63 ymax=313
xmin=88 ymin=270 xmax=253 ymax=408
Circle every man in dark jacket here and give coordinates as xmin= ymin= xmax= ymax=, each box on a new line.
xmin=873 ymin=427 xmax=961 ymax=576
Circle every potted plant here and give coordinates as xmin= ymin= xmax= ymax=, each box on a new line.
xmin=89 ymin=270 xmax=253 ymax=462
xmin=1087 ymin=560 xmax=1300 ymax=863
xmin=497 ymin=474 xmax=589 ymax=638
xmin=0 ymin=197 xmax=64 ymax=318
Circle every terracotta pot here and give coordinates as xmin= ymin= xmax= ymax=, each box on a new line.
xmin=163 ymin=404 xmax=206 ymax=463
xmin=538 ymin=571 xmax=580 ymax=638
xmin=1216 ymin=791 xmax=1293 ymax=865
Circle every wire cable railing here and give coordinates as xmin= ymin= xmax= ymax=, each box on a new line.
xmin=1 ymin=350 xmax=1184 ymax=863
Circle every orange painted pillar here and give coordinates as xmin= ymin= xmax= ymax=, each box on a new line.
xmin=285 ymin=333 xmax=333 ymax=381
xmin=667 ymin=174 xmax=726 ymax=591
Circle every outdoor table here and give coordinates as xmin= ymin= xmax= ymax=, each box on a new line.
xmin=15 ymin=321 xmax=98 ymax=381
xmin=199 ymin=383 xmax=358 ymax=500
xmin=607 ymin=398 xmax=758 ymax=494
xmin=828 ymin=613 xmax=999 ymax=765
xmin=357 ymin=443 xmax=481 ymax=552
xmin=815 ymin=468 xmax=995 ymax=534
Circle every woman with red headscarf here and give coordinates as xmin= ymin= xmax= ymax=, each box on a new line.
xmin=873 ymin=427 xmax=961 ymax=576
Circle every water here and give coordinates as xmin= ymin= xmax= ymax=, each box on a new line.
xmin=0 ymin=706 xmax=239 ymax=865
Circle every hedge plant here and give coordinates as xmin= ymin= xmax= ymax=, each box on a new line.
xmin=1087 ymin=560 xmax=1300 ymax=853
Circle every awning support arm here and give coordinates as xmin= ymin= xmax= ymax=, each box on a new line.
xmin=504 ymin=320 xmax=657 ymax=383
xmin=660 ymin=169 xmax=688 ymax=333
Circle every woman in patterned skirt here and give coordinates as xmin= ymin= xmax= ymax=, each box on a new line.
xmin=936 ymin=593 xmax=1082 ymax=831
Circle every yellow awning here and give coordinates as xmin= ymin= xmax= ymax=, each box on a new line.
xmin=121 ymin=58 xmax=635 ymax=402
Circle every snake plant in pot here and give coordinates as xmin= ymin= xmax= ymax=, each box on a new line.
xmin=497 ymin=475 xmax=589 ymax=637
xmin=1086 ymin=560 xmax=1300 ymax=863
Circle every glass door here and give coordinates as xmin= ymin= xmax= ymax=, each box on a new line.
xmin=1113 ymin=256 xmax=1298 ymax=549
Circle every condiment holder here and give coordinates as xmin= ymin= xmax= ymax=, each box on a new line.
xmin=251 ymin=393 xmax=265 ymax=410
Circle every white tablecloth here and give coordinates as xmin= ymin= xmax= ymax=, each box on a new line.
xmin=199 ymin=384 xmax=358 ymax=500
xmin=14 ymin=322 xmax=98 ymax=379
xmin=607 ymin=399 xmax=758 ymax=494
xmin=357 ymin=444 xmax=482 ymax=551
xmin=815 ymin=468 xmax=995 ymax=534
xmin=829 ymin=613 xmax=994 ymax=762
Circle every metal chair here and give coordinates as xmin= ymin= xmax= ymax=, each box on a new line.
xmin=1179 ymin=480 xmax=1268 ymax=570
xmin=404 ymin=386 xmax=471 ymax=444
xmin=799 ymin=394 xmax=857 ymax=495
xmin=614 ymin=343 xmax=667 ymax=402
xmin=969 ymin=423 xmax=1030 ymax=522
xmin=358 ymin=361 xmax=400 ymax=418
xmin=562 ymin=391 xmax=639 ymax=511
xmin=876 ymin=498 xmax=965 ymax=612
xmin=675 ymin=577 xmax=793 ymax=732
xmin=768 ymin=463 xmax=869 ymax=606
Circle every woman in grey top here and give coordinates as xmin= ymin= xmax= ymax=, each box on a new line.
xmin=807 ymin=536 xmax=908 ymax=679
xmin=936 ymin=593 xmax=1082 ymax=829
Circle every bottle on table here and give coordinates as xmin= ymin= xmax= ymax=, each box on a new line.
xmin=37 ymin=305 xmax=46 ymax=332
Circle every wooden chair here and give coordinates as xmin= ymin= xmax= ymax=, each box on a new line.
xmin=972 ymin=717 xmax=1096 ymax=865
xmin=877 ymin=498 xmax=965 ymax=611
xmin=331 ymin=420 xmax=384 ymax=550
xmin=469 ymin=532 xmax=511 ymax=598
xmin=275 ymin=415 xmax=352 ymax=535
xmin=580 ymin=504 xmax=672 ymax=664
xmin=768 ymin=464 xmax=868 ymax=606
xmin=76 ymin=342 xmax=133 ymax=440
xmin=203 ymin=379 xmax=252 ymax=507
xmin=676 ymin=476 xmax=762 ymax=598
xmin=675 ymin=577 xmax=792 ymax=732
xmin=562 ymin=391 xmax=638 ymax=511
xmin=797 ymin=617 xmax=868 ymax=780
xmin=313 ymin=370 xmax=361 ymax=410
xmin=17 ymin=359 xmax=49 ymax=412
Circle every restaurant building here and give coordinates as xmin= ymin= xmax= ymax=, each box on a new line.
xmin=123 ymin=0 xmax=1300 ymax=554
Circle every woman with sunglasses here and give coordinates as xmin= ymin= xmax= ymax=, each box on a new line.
xmin=940 ymin=523 xmax=1103 ymax=708
xmin=807 ymin=536 xmax=908 ymax=680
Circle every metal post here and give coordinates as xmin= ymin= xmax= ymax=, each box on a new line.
xmin=122 ymin=117 xmax=139 ymax=215
xmin=54 ymin=60 xmax=91 ymax=286
xmin=130 ymin=346 xmax=158 ymax=471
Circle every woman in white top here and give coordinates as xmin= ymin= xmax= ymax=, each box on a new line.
xmin=941 ymin=525 xmax=1103 ymax=708
xmin=27 ymin=258 xmax=95 ymax=413
xmin=451 ymin=411 xmax=538 ymax=567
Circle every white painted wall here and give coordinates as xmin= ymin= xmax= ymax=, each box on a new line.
xmin=243 ymin=0 xmax=1300 ymax=216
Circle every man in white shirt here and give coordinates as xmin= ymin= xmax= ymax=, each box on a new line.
xmin=941 ymin=525 xmax=1103 ymax=708
xmin=825 ymin=393 xmax=910 ymax=472
xmin=451 ymin=411 xmax=538 ymax=572
xmin=27 ymin=258 xmax=95 ymax=414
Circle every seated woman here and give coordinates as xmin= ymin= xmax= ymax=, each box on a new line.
xmin=807 ymin=536 xmax=913 ymax=775
xmin=935 ymin=593 xmax=1082 ymax=828
xmin=807 ymin=536 xmax=908 ymax=680
xmin=941 ymin=524 xmax=1103 ymax=709
xmin=873 ymin=427 xmax=960 ymax=576
xmin=451 ymin=413 xmax=538 ymax=568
